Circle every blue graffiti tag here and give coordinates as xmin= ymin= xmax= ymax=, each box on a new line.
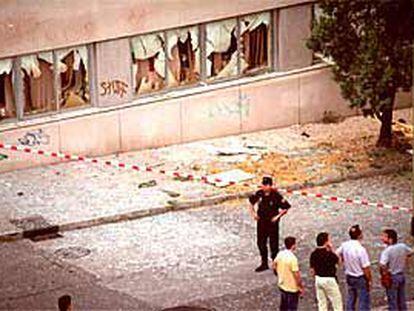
xmin=18 ymin=129 xmax=50 ymax=146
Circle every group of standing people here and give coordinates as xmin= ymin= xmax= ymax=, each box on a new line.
xmin=248 ymin=177 xmax=413 ymax=311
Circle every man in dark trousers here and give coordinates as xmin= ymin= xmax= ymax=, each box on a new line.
xmin=248 ymin=176 xmax=291 ymax=272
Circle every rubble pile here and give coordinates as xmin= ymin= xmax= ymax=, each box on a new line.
xmin=202 ymin=115 xmax=412 ymax=192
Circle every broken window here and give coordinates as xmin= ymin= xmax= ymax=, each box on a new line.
xmin=58 ymin=46 xmax=89 ymax=109
xmin=131 ymin=33 xmax=166 ymax=95
xmin=21 ymin=52 xmax=56 ymax=115
xmin=167 ymin=26 xmax=200 ymax=86
xmin=240 ymin=12 xmax=271 ymax=73
xmin=206 ymin=18 xmax=238 ymax=80
xmin=0 ymin=58 xmax=16 ymax=121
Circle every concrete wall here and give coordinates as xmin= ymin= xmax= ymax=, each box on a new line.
xmin=240 ymin=76 xmax=300 ymax=132
xmin=96 ymin=39 xmax=133 ymax=107
xmin=0 ymin=0 xmax=314 ymax=59
xmin=120 ymin=100 xmax=182 ymax=151
xmin=0 ymin=123 xmax=63 ymax=171
xmin=278 ymin=4 xmax=313 ymax=71
xmin=1 ymin=67 xmax=410 ymax=173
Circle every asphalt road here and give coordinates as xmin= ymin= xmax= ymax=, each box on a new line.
xmin=0 ymin=173 xmax=412 ymax=310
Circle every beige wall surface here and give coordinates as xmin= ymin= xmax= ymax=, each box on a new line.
xmin=299 ymin=69 xmax=356 ymax=124
xmin=96 ymin=39 xmax=133 ymax=107
xmin=0 ymin=0 xmax=314 ymax=59
xmin=278 ymin=4 xmax=313 ymax=71
xmin=240 ymin=76 xmax=300 ymax=132
xmin=180 ymin=87 xmax=242 ymax=142
xmin=59 ymin=111 xmax=120 ymax=157
xmin=120 ymin=100 xmax=182 ymax=151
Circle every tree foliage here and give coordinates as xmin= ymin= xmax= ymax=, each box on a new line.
xmin=307 ymin=0 xmax=413 ymax=146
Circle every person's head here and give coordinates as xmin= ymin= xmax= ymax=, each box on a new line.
xmin=316 ymin=232 xmax=330 ymax=247
xmin=349 ymin=224 xmax=362 ymax=240
xmin=58 ymin=295 xmax=72 ymax=311
xmin=381 ymin=229 xmax=398 ymax=245
xmin=284 ymin=236 xmax=296 ymax=251
xmin=261 ymin=176 xmax=273 ymax=192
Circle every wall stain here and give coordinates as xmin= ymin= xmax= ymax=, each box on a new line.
xmin=207 ymin=94 xmax=250 ymax=118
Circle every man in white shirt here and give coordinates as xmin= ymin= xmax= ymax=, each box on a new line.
xmin=336 ymin=225 xmax=372 ymax=311
xmin=379 ymin=229 xmax=413 ymax=311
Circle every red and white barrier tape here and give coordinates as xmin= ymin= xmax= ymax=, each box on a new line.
xmin=0 ymin=142 xmax=246 ymax=184
xmin=278 ymin=188 xmax=411 ymax=212
xmin=0 ymin=142 xmax=411 ymax=213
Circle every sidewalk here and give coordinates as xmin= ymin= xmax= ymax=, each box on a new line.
xmin=0 ymin=108 xmax=411 ymax=241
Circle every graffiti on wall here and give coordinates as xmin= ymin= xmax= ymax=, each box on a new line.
xmin=207 ymin=94 xmax=251 ymax=119
xmin=18 ymin=129 xmax=50 ymax=146
xmin=100 ymin=80 xmax=129 ymax=98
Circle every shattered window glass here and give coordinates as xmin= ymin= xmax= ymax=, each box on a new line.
xmin=131 ymin=32 xmax=166 ymax=95
xmin=167 ymin=26 xmax=200 ymax=86
xmin=206 ymin=18 xmax=238 ymax=80
xmin=21 ymin=52 xmax=57 ymax=115
xmin=0 ymin=58 xmax=16 ymax=121
xmin=240 ymin=12 xmax=271 ymax=73
xmin=58 ymin=46 xmax=89 ymax=109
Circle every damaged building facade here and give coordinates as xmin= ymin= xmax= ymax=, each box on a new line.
xmin=0 ymin=0 xmax=411 ymax=171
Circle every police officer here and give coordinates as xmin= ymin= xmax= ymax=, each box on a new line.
xmin=248 ymin=176 xmax=291 ymax=272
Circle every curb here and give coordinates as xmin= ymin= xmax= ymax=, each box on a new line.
xmin=0 ymin=163 xmax=410 ymax=243
xmin=0 ymin=206 xmax=171 ymax=243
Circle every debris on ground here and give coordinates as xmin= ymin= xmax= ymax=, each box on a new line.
xmin=393 ymin=120 xmax=412 ymax=138
xmin=161 ymin=189 xmax=181 ymax=198
xmin=322 ymin=110 xmax=346 ymax=124
xmin=0 ymin=154 xmax=8 ymax=160
xmin=219 ymin=114 xmax=411 ymax=191
xmin=392 ymin=120 xmax=413 ymax=152
xmin=191 ymin=164 xmax=202 ymax=171
xmin=138 ymin=180 xmax=157 ymax=188
xmin=215 ymin=146 xmax=257 ymax=156
xmin=245 ymin=143 xmax=268 ymax=150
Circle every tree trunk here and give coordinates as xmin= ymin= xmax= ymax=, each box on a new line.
xmin=376 ymin=93 xmax=395 ymax=148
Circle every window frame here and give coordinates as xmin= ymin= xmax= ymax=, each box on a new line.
xmin=129 ymin=30 xmax=168 ymax=97
xmin=204 ymin=16 xmax=240 ymax=84
xmin=238 ymin=10 xmax=273 ymax=77
xmin=128 ymin=10 xmax=276 ymax=96
xmin=164 ymin=23 xmax=203 ymax=91
xmin=1 ymin=44 xmax=95 ymax=123
xmin=1 ymin=8 xmax=283 ymax=124
xmin=0 ymin=56 xmax=19 ymax=123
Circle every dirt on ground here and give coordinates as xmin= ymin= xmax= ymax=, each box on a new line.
xmin=203 ymin=109 xmax=412 ymax=191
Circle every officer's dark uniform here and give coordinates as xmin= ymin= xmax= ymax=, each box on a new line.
xmin=249 ymin=189 xmax=291 ymax=266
